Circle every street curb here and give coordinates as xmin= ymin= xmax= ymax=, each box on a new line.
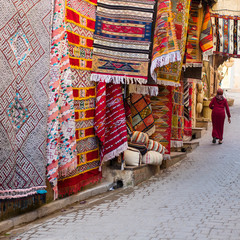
xmin=0 ymin=182 xmax=112 ymax=234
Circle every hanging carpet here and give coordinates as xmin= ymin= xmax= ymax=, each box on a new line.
xmin=46 ymin=0 xmax=78 ymax=200
xmin=171 ymin=78 xmax=184 ymax=148
xmin=130 ymin=94 xmax=155 ymax=136
xmin=128 ymin=84 xmax=159 ymax=97
xmin=199 ymin=6 xmax=213 ymax=59
xmin=183 ymin=80 xmax=193 ymax=141
xmin=151 ymin=0 xmax=181 ymax=82
xmin=211 ymin=13 xmax=240 ymax=57
xmin=151 ymin=86 xmax=173 ymax=156
xmin=58 ymin=0 xmax=101 ymax=198
xmin=124 ymin=99 xmax=134 ymax=138
xmin=95 ymin=82 xmax=128 ymax=165
xmin=0 ymin=0 xmax=52 ymax=199
xmin=184 ymin=0 xmax=204 ymax=68
xmin=154 ymin=0 xmax=191 ymax=87
xmin=91 ymin=0 xmax=155 ymax=85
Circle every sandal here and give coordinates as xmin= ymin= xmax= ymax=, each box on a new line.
xmin=212 ymin=137 xmax=216 ymax=143
xmin=219 ymin=140 xmax=222 ymax=144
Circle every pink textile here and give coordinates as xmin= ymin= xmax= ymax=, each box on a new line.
xmin=209 ymin=97 xmax=231 ymax=140
xmin=46 ymin=0 xmax=77 ymax=199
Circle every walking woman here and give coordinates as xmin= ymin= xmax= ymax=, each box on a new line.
xmin=209 ymin=88 xmax=231 ymax=144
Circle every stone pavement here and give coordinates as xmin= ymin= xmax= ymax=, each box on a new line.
xmin=5 ymin=93 xmax=240 ymax=240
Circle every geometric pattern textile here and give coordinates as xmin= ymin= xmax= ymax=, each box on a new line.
xmin=156 ymin=0 xmax=191 ymax=86
xmin=151 ymin=0 xmax=181 ymax=82
xmin=95 ymin=82 xmax=128 ymax=165
xmin=199 ymin=6 xmax=213 ymax=58
xmin=91 ymin=0 xmax=155 ymax=85
xmin=58 ymin=0 xmax=101 ymax=197
xmin=185 ymin=0 xmax=203 ymax=67
xmin=211 ymin=13 xmax=240 ymax=58
xmin=171 ymin=78 xmax=184 ymax=148
xmin=46 ymin=0 xmax=77 ymax=200
xmin=124 ymin=99 xmax=134 ymax=138
xmin=151 ymin=86 xmax=173 ymax=156
xmin=184 ymin=80 xmax=190 ymax=121
xmin=130 ymin=94 xmax=155 ymax=136
xmin=0 ymin=0 xmax=52 ymax=199
xmin=184 ymin=80 xmax=192 ymax=140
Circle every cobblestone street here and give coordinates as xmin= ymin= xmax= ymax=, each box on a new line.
xmin=7 ymin=92 xmax=240 ymax=240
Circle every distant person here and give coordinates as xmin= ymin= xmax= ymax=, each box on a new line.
xmin=209 ymin=88 xmax=231 ymax=144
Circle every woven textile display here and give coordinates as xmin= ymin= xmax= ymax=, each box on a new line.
xmin=185 ymin=0 xmax=203 ymax=67
xmin=155 ymin=0 xmax=191 ymax=86
xmin=47 ymin=0 xmax=77 ymax=200
xmin=91 ymin=0 xmax=155 ymax=85
xmin=199 ymin=6 xmax=213 ymax=59
xmin=0 ymin=0 xmax=52 ymax=199
xmin=95 ymin=82 xmax=128 ymax=165
xmin=130 ymin=94 xmax=155 ymax=136
xmin=124 ymin=99 xmax=134 ymax=138
xmin=183 ymin=80 xmax=192 ymax=140
xmin=211 ymin=13 xmax=240 ymax=57
xmin=151 ymin=0 xmax=180 ymax=82
xmin=129 ymin=84 xmax=159 ymax=97
xmin=131 ymin=131 xmax=149 ymax=145
xmin=171 ymin=79 xmax=184 ymax=148
xmin=151 ymin=86 xmax=173 ymax=155
xmin=58 ymin=0 xmax=101 ymax=198
xmin=183 ymin=79 xmax=190 ymax=121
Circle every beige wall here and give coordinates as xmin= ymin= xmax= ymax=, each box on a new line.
xmin=233 ymin=59 xmax=240 ymax=89
xmin=212 ymin=0 xmax=240 ymax=15
xmin=221 ymin=59 xmax=240 ymax=90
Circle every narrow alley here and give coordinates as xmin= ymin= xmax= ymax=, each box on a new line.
xmin=5 ymin=92 xmax=240 ymax=240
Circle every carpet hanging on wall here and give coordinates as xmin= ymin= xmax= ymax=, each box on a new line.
xmin=95 ymin=82 xmax=128 ymax=166
xmin=124 ymin=99 xmax=134 ymax=138
xmin=154 ymin=0 xmax=191 ymax=86
xmin=199 ymin=6 xmax=213 ymax=59
xmin=184 ymin=0 xmax=204 ymax=68
xmin=170 ymin=78 xmax=184 ymax=148
xmin=183 ymin=79 xmax=193 ymax=141
xmin=58 ymin=0 xmax=101 ymax=198
xmin=211 ymin=13 xmax=240 ymax=57
xmin=130 ymin=94 xmax=155 ymax=136
xmin=91 ymin=0 xmax=155 ymax=85
xmin=151 ymin=0 xmax=181 ymax=84
xmin=151 ymin=86 xmax=173 ymax=156
xmin=47 ymin=0 xmax=77 ymax=200
xmin=0 ymin=0 xmax=52 ymax=199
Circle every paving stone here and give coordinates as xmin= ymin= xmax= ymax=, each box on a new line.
xmin=7 ymin=93 xmax=240 ymax=240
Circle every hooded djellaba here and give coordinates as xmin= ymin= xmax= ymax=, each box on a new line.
xmin=209 ymin=88 xmax=231 ymax=144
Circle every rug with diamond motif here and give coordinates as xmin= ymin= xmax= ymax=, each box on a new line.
xmin=91 ymin=0 xmax=155 ymax=85
xmin=150 ymin=86 xmax=173 ymax=156
xmin=151 ymin=0 xmax=180 ymax=84
xmin=156 ymin=0 xmax=191 ymax=86
xmin=0 ymin=0 xmax=52 ymax=199
xmin=130 ymin=94 xmax=155 ymax=136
